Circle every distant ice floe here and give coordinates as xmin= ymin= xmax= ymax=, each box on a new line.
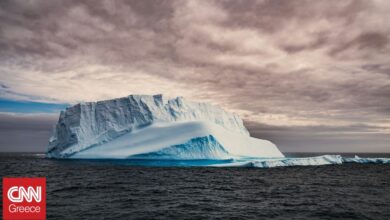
xmin=342 ymin=155 xmax=390 ymax=164
xmin=209 ymin=155 xmax=390 ymax=168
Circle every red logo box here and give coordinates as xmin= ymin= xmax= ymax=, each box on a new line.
xmin=3 ymin=178 xmax=46 ymax=220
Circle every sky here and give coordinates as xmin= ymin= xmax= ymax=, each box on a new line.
xmin=0 ymin=0 xmax=389 ymax=152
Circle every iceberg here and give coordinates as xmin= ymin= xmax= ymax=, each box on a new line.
xmin=47 ymin=94 xmax=284 ymax=159
xmin=46 ymin=94 xmax=390 ymax=168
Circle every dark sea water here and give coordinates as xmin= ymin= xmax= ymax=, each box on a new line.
xmin=1 ymin=153 xmax=390 ymax=220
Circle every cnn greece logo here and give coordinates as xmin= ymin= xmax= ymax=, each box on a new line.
xmin=3 ymin=177 xmax=46 ymax=220
xmin=8 ymin=186 xmax=42 ymax=203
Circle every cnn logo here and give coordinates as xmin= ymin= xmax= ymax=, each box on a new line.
xmin=3 ymin=177 xmax=46 ymax=220
xmin=8 ymin=186 xmax=42 ymax=203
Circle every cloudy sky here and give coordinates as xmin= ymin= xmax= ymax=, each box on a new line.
xmin=0 ymin=0 xmax=389 ymax=152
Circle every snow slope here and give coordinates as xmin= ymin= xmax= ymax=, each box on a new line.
xmin=47 ymin=94 xmax=283 ymax=159
xmin=68 ymin=121 xmax=282 ymax=159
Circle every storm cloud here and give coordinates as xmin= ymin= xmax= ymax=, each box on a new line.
xmin=0 ymin=113 xmax=57 ymax=152
xmin=0 ymin=0 xmax=389 ymax=152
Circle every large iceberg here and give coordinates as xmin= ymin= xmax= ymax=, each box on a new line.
xmin=47 ymin=94 xmax=284 ymax=159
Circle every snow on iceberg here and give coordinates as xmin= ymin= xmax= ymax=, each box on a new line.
xmin=47 ymin=94 xmax=284 ymax=159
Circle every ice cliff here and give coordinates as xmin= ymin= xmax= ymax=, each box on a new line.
xmin=47 ymin=94 xmax=284 ymax=159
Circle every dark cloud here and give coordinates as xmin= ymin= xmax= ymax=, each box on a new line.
xmin=0 ymin=83 xmax=9 ymax=89
xmin=0 ymin=113 xmax=56 ymax=131
xmin=0 ymin=0 xmax=389 ymax=152
xmin=0 ymin=113 xmax=57 ymax=152
xmin=330 ymin=32 xmax=389 ymax=57
xmin=245 ymin=121 xmax=390 ymax=152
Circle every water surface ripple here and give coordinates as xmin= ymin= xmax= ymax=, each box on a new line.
xmin=1 ymin=153 xmax=389 ymax=219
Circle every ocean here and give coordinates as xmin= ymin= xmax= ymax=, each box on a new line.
xmin=1 ymin=153 xmax=390 ymax=219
